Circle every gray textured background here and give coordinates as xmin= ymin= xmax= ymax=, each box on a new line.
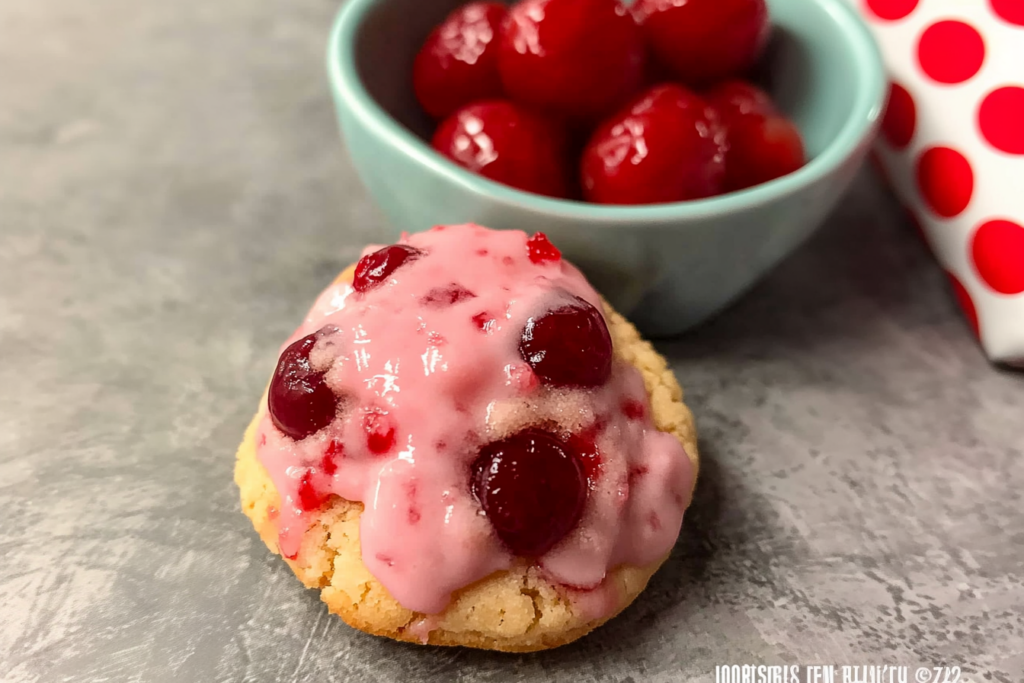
xmin=1 ymin=1 xmax=1022 ymax=681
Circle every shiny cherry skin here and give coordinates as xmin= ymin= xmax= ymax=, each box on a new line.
xmin=498 ymin=0 xmax=645 ymax=121
xmin=706 ymin=79 xmax=776 ymax=120
xmin=706 ymin=80 xmax=805 ymax=190
xmin=580 ymin=84 xmax=727 ymax=205
xmin=268 ymin=328 xmax=339 ymax=440
xmin=722 ymin=114 xmax=805 ymax=191
xmin=353 ymin=244 xmax=422 ymax=292
xmin=634 ymin=0 xmax=770 ymax=87
xmin=472 ymin=429 xmax=587 ymax=557
xmin=519 ymin=293 xmax=613 ymax=387
xmin=413 ymin=2 xmax=507 ymax=119
xmin=432 ymin=100 xmax=570 ymax=198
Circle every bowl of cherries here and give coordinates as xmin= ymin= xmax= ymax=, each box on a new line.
xmin=328 ymin=0 xmax=884 ymax=336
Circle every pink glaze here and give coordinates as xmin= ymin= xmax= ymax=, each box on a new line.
xmin=255 ymin=224 xmax=694 ymax=616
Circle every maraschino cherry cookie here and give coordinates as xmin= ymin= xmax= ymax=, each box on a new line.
xmin=235 ymin=224 xmax=699 ymax=652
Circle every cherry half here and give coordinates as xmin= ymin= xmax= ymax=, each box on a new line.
xmin=413 ymin=2 xmax=508 ymax=119
xmin=353 ymin=244 xmax=422 ymax=293
xmin=472 ymin=429 xmax=586 ymax=557
xmin=519 ymin=294 xmax=613 ymax=387
xmin=268 ymin=327 xmax=339 ymax=440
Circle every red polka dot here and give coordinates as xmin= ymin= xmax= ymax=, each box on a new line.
xmin=916 ymin=147 xmax=974 ymax=218
xmin=978 ymin=86 xmax=1024 ymax=155
xmin=917 ymin=21 xmax=986 ymax=84
xmin=881 ymin=82 xmax=916 ymax=149
xmin=947 ymin=272 xmax=980 ymax=338
xmin=971 ymin=219 xmax=1024 ymax=294
xmin=865 ymin=0 xmax=919 ymax=20
xmin=989 ymin=0 xmax=1024 ymax=26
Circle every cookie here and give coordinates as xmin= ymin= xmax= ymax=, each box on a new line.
xmin=235 ymin=226 xmax=698 ymax=652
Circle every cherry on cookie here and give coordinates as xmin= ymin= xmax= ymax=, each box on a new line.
xmin=353 ymin=245 xmax=423 ymax=293
xmin=519 ymin=293 xmax=613 ymax=388
xmin=472 ymin=429 xmax=587 ymax=556
xmin=269 ymin=327 xmax=340 ymax=440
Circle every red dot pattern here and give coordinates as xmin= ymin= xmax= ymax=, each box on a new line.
xmin=972 ymin=219 xmax=1024 ymax=294
xmin=881 ymin=82 xmax=916 ymax=149
xmin=989 ymin=0 xmax=1024 ymax=26
xmin=947 ymin=272 xmax=981 ymax=338
xmin=917 ymin=21 xmax=986 ymax=85
xmin=856 ymin=4 xmax=1024 ymax=349
xmin=916 ymin=147 xmax=975 ymax=218
xmin=978 ymin=86 xmax=1024 ymax=155
xmin=865 ymin=0 xmax=919 ymax=21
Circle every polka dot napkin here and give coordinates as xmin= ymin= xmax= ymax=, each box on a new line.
xmin=851 ymin=0 xmax=1024 ymax=365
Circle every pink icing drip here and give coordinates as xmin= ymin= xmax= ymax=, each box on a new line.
xmin=407 ymin=615 xmax=440 ymax=644
xmin=255 ymin=224 xmax=694 ymax=615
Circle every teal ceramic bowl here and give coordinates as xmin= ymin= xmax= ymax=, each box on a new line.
xmin=327 ymin=0 xmax=885 ymax=336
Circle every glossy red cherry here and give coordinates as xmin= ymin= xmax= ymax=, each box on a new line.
xmin=498 ymin=0 xmax=645 ymax=121
xmin=268 ymin=328 xmax=339 ymax=440
xmin=432 ymin=101 xmax=570 ymax=198
xmin=634 ymin=0 xmax=770 ymax=87
xmin=472 ymin=429 xmax=586 ymax=556
xmin=706 ymin=80 xmax=805 ymax=191
xmin=580 ymin=84 xmax=727 ymax=205
xmin=706 ymin=80 xmax=776 ymax=120
xmin=413 ymin=2 xmax=507 ymax=119
xmin=722 ymin=114 xmax=805 ymax=191
xmin=519 ymin=293 xmax=613 ymax=387
xmin=353 ymin=244 xmax=422 ymax=292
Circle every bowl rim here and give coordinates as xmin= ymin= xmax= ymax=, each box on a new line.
xmin=327 ymin=0 xmax=885 ymax=223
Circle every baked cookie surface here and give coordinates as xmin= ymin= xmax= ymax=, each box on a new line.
xmin=236 ymin=230 xmax=698 ymax=652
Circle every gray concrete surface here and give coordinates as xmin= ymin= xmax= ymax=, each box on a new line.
xmin=1 ymin=1 xmax=1022 ymax=681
